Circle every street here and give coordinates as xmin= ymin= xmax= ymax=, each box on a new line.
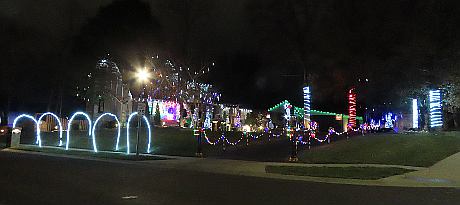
xmin=0 ymin=151 xmax=458 ymax=205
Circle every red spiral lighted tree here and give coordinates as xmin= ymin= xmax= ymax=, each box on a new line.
xmin=348 ymin=88 xmax=357 ymax=128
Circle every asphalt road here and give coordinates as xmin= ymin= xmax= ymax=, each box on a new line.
xmin=0 ymin=151 xmax=458 ymax=205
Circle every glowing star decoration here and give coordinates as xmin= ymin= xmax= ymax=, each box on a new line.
xmin=126 ymin=112 xmax=152 ymax=154
xmin=303 ymin=86 xmax=311 ymax=129
xmin=13 ymin=114 xmax=40 ymax=146
xmin=412 ymin=99 xmax=419 ymax=129
xmin=92 ymin=113 xmax=121 ymax=151
xmin=38 ymin=112 xmax=63 ymax=146
xmin=66 ymin=112 xmax=94 ymax=152
xmin=348 ymin=88 xmax=357 ymax=128
xmin=429 ymin=89 xmax=443 ymax=128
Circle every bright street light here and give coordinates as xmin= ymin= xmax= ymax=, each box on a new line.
xmin=135 ymin=68 xmax=151 ymax=83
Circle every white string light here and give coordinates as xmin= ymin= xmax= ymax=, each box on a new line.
xmin=13 ymin=114 xmax=40 ymax=146
xmin=92 ymin=113 xmax=121 ymax=151
xmin=66 ymin=112 xmax=93 ymax=151
xmin=126 ymin=112 xmax=152 ymax=154
xmin=38 ymin=112 xmax=64 ymax=146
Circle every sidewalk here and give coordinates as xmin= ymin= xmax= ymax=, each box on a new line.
xmin=383 ymin=152 xmax=460 ymax=187
xmin=140 ymin=154 xmax=460 ymax=188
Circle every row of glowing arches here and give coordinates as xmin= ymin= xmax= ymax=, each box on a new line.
xmin=12 ymin=112 xmax=151 ymax=154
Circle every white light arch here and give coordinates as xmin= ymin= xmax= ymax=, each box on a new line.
xmin=66 ymin=112 xmax=94 ymax=152
xmin=13 ymin=114 xmax=40 ymax=146
xmin=92 ymin=113 xmax=121 ymax=151
xmin=38 ymin=112 xmax=63 ymax=146
xmin=125 ymin=112 xmax=152 ymax=154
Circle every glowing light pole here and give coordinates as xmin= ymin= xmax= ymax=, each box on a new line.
xmin=348 ymin=88 xmax=357 ymax=128
xmin=412 ymin=99 xmax=419 ymax=129
xmin=135 ymin=68 xmax=151 ymax=156
xmin=303 ymin=86 xmax=311 ymax=129
xmin=429 ymin=89 xmax=442 ymax=128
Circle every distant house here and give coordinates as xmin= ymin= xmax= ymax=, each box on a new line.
xmin=268 ymin=100 xmax=363 ymax=132
xmin=85 ymin=59 xmax=133 ymax=123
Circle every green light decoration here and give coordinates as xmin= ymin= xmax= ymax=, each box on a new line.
xmin=268 ymin=100 xmax=363 ymax=121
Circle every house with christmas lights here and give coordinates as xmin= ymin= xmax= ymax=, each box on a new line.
xmin=78 ymin=56 xmax=254 ymax=130
xmin=79 ymin=59 xmax=133 ymax=124
xmin=268 ymin=100 xmax=363 ymax=132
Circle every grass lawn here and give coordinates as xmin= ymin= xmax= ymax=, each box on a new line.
xmin=9 ymin=125 xmax=460 ymax=167
xmin=265 ymin=165 xmax=415 ymax=180
xmin=14 ymin=126 xmax=275 ymax=157
xmin=298 ymin=132 xmax=460 ymax=167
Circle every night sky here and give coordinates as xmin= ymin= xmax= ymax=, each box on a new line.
xmin=2 ymin=0 xmax=460 ymax=114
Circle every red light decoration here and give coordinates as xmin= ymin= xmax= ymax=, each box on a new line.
xmin=348 ymin=88 xmax=357 ymax=128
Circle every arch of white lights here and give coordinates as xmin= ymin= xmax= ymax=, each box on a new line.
xmin=38 ymin=112 xmax=63 ymax=146
xmin=125 ymin=112 xmax=151 ymax=154
xmin=13 ymin=111 xmax=152 ymax=154
xmin=13 ymin=114 xmax=40 ymax=146
xmin=92 ymin=113 xmax=121 ymax=151
xmin=66 ymin=112 xmax=94 ymax=151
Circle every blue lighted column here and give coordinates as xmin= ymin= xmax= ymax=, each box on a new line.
xmin=412 ymin=99 xmax=418 ymax=129
xmin=303 ymin=86 xmax=311 ymax=129
xmin=429 ymin=90 xmax=442 ymax=128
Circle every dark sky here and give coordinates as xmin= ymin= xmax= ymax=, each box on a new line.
xmin=2 ymin=0 xmax=460 ymax=114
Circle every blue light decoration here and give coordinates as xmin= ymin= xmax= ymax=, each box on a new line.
xmin=370 ymin=119 xmax=381 ymax=130
xmin=284 ymin=103 xmax=292 ymax=127
xmin=203 ymin=107 xmax=212 ymax=129
xmin=66 ymin=112 xmax=93 ymax=151
xmin=13 ymin=114 xmax=40 ymax=146
xmin=126 ymin=112 xmax=152 ymax=154
xmin=429 ymin=89 xmax=443 ymax=128
xmin=412 ymin=99 xmax=419 ymax=129
xmin=92 ymin=113 xmax=121 ymax=151
xmin=38 ymin=112 xmax=63 ymax=146
xmin=303 ymin=86 xmax=311 ymax=129
xmin=384 ymin=112 xmax=394 ymax=128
